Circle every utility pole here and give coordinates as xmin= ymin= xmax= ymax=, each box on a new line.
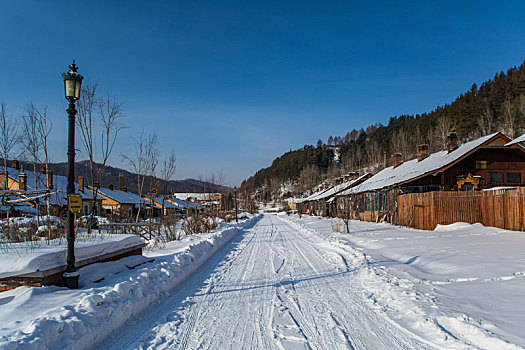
xmin=234 ymin=186 xmax=238 ymax=223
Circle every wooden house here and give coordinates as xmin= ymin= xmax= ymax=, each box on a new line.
xmin=173 ymin=193 xmax=222 ymax=211
xmin=297 ymin=172 xmax=372 ymax=216
xmin=0 ymin=163 xmax=102 ymax=216
xmin=338 ymin=132 xmax=525 ymax=223
xmin=91 ymin=186 xmax=141 ymax=219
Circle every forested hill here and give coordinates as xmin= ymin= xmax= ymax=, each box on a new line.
xmin=241 ymin=60 xmax=525 ymax=197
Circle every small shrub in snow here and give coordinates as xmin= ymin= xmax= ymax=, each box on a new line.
xmin=183 ymin=213 xmax=218 ymax=235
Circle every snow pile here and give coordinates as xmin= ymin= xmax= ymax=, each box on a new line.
xmin=282 ymin=214 xmax=525 ymax=349
xmin=0 ymin=234 xmax=143 ymax=278
xmin=0 ymin=215 xmax=259 ymax=350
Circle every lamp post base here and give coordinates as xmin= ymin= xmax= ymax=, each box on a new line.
xmin=63 ymin=271 xmax=80 ymax=289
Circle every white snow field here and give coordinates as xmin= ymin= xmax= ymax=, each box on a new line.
xmin=1 ymin=213 xmax=524 ymax=349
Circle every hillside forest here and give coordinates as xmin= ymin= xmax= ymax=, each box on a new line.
xmin=241 ymin=60 xmax=525 ymax=200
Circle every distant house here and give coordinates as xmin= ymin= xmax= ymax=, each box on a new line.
xmin=90 ymin=186 xmax=142 ymax=218
xmin=0 ymin=162 xmax=102 ymax=216
xmin=143 ymin=195 xmax=181 ymax=216
xmin=173 ymin=192 xmax=222 ymax=211
xmin=297 ymin=172 xmax=372 ymax=216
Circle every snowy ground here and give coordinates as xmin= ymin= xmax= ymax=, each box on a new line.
xmin=0 ymin=216 xmax=258 ymax=349
xmin=286 ymin=215 xmax=525 ymax=349
xmin=1 ymin=213 xmax=523 ymax=349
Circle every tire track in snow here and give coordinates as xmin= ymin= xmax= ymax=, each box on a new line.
xmin=273 ymin=215 xmax=434 ymax=349
xmin=101 ymin=215 xmax=438 ymax=349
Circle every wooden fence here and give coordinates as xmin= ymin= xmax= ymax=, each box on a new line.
xmin=397 ymin=188 xmax=525 ymax=231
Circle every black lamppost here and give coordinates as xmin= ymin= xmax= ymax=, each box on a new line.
xmin=62 ymin=60 xmax=83 ymax=289
xmin=234 ymin=186 xmax=238 ymax=223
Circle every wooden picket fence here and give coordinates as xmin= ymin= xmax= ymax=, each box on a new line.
xmin=397 ymin=188 xmax=525 ymax=231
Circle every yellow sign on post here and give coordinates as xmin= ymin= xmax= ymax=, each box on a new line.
xmin=68 ymin=194 xmax=83 ymax=213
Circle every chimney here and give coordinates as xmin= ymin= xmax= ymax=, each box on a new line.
xmin=393 ymin=153 xmax=403 ymax=168
xmin=12 ymin=160 xmax=20 ymax=170
xmin=352 ymin=172 xmax=359 ymax=180
xmin=119 ymin=173 xmax=124 ymax=191
xmin=417 ymin=144 xmax=429 ymax=162
xmin=46 ymin=170 xmax=53 ymax=190
xmin=19 ymin=171 xmax=27 ymax=191
xmin=447 ymin=132 xmax=458 ymax=153
xmin=78 ymin=176 xmax=84 ymax=192
xmin=108 ymin=184 xmax=114 ymax=190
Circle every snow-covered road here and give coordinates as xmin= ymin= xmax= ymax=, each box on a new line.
xmin=101 ymin=214 xmax=434 ymax=349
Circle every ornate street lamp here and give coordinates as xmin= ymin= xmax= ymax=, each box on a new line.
xmin=62 ymin=60 xmax=83 ymax=289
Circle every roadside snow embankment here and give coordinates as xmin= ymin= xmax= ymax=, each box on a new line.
xmin=0 ymin=235 xmax=143 ymax=278
xmin=0 ymin=215 xmax=259 ymax=350
xmin=282 ymin=214 xmax=525 ymax=350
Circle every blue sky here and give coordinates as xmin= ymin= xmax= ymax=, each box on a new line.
xmin=1 ymin=1 xmax=524 ymax=186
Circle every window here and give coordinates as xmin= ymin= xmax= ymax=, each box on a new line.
xmin=489 ymin=172 xmax=504 ymax=183
xmin=507 ymin=172 xmax=522 ymax=183
xmin=476 ymin=160 xmax=487 ymax=169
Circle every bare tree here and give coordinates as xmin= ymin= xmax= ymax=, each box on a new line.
xmin=518 ymin=94 xmax=525 ymax=135
xmin=433 ymin=115 xmax=455 ymax=151
xmin=122 ymin=130 xmax=159 ymax=222
xmin=160 ymin=149 xmax=176 ymax=215
xmin=0 ymin=103 xmax=18 ymax=189
xmin=0 ymin=102 xmax=19 ymax=233
xmin=34 ymin=105 xmax=53 ymax=239
xmin=295 ymin=164 xmax=320 ymax=195
xmin=502 ymin=98 xmax=516 ymax=138
xmin=390 ymin=129 xmax=411 ymax=159
xmin=21 ymin=104 xmax=46 ymax=225
xmin=478 ymin=106 xmax=494 ymax=137
xmin=22 ymin=104 xmax=43 ymax=189
xmin=77 ymin=82 xmax=124 ymax=224
xmin=365 ymin=140 xmax=383 ymax=172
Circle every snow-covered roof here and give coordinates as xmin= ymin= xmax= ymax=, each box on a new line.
xmin=295 ymin=186 xmax=332 ymax=204
xmin=173 ymin=193 xmax=220 ymax=201
xmin=505 ymin=133 xmax=525 ymax=146
xmin=314 ymin=173 xmax=372 ymax=200
xmin=144 ymin=195 xmax=190 ymax=210
xmin=295 ymin=173 xmax=373 ymax=203
xmin=165 ymin=197 xmax=203 ymax=210
xmin=93 ymin=187 xmax=142 ymax=205
xmin=5 ymin=167 xmax=103 ymax=207
xmin=342 ymin=132 xmax=504 ymax=195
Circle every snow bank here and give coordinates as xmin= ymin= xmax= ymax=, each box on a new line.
xmin=0 ymin=215 xmax=259 ymax=350
xmin=0 ymin=235 xmax=143 ymax=278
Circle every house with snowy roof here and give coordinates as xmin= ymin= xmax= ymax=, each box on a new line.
xmin=0 ymin=161 xmax=103 ymax=216
xmin=332 ymin=132 xmax=525 ymax=223
xmin=142 ymin=195 xmax=188 ymax=216
xmin=296 ymin=172 xmax=372 ymax=216
xmin=173 ymin=192 xmax=222 ymax=211
xmin=89 ymin=186 xmax=142 ymax=219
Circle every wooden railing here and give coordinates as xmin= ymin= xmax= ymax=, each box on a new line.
xmin=100 ymin=222 xmax=162 ymax=240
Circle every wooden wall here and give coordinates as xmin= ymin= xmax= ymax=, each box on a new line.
xmin=397 ymin=188 xmax=525 ymax=231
